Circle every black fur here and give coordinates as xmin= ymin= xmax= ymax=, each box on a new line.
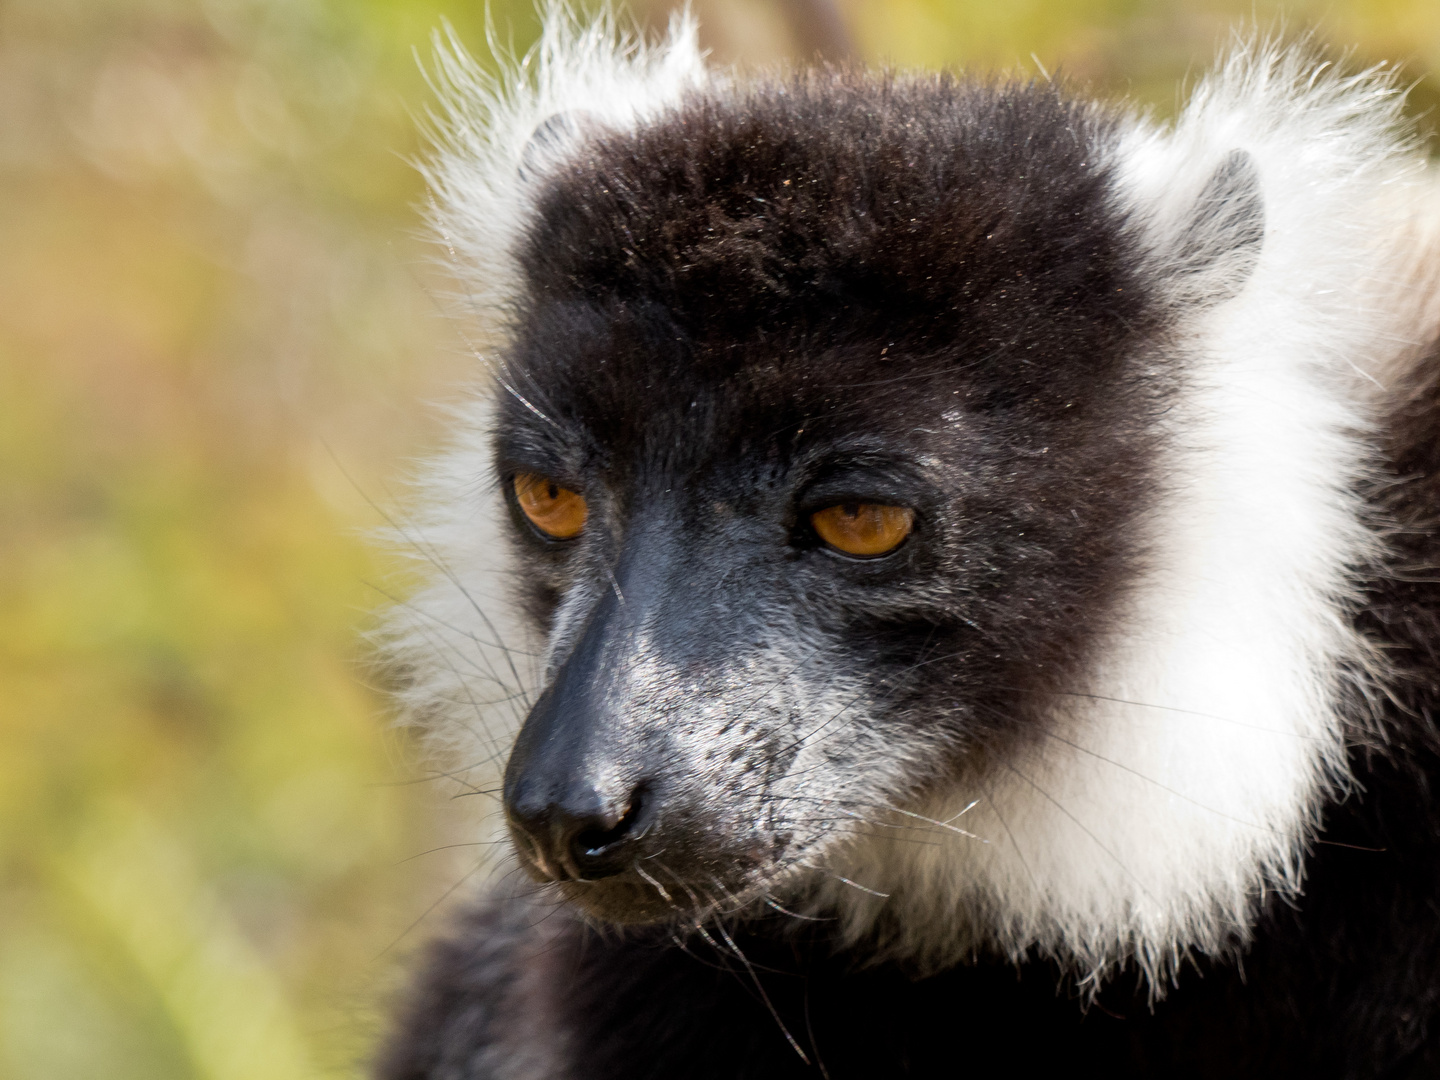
xmin=378 ymin=71 xmax=1440 ymax=1079
xmin=492 ymin=74 xmax=1174 ymax=931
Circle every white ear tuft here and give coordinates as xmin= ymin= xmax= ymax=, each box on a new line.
xmin=1171 ymin=148 xmax=1265 ymax=303
xmin=517 ymin=110 xmax=604 ymax=184
xmin=420 ymin=3 xmax=709 ymax=326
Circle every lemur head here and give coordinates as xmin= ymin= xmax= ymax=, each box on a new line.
xmin=403 ymin=11 xmax=1414 ymax=988
xmin=497 ymin=76 xmax=1180 ymax=923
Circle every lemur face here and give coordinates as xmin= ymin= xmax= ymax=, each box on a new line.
xmin=404 ymin=15 xmax=1410 ymax=985
xmin=494 ymin=79 xmax=1169 ymax=924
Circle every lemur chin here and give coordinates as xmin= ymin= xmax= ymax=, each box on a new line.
xmin=378 ymin=8 xmax=1440 ymax=1078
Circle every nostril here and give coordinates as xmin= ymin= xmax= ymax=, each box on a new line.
xmin=568 ymin=788 xmax=644 ymax=876
xmin=508 ymin=782 xmax=649 ymax=882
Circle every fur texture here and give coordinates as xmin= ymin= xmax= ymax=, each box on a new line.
xmin=380 ymin=9 xmax=1440 ymax=1077
xmin=830 ymin=46 xmax=1421 ymax=983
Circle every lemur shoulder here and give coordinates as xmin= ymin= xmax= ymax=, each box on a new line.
xmin=377 ymin=10 xmax=1440 ymax=1078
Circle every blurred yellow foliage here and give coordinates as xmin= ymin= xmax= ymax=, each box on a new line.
xmin=0 ymin=1 xmax=1434 ymax=1077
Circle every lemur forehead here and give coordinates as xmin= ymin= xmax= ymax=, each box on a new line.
xmin=496 ymin=344 xmax=947 ymax=487
xmin=507 ymin=72 xmax=1161 ymax=432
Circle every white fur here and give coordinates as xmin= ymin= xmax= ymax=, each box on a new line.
xmin=826 ymin=44 xmax=1435 ymax=988
xmin=395 ymin=14 xmax=1440 ymax=990
xmin=387 ymin=6 xmax=708 ymax=776
xmin=420 ymin=5 xmax=709 ymax=328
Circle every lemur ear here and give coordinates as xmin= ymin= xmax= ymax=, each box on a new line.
xmin=517 ymin=110 xmax=600 ymax=184
xmin=1169 ymin=149 xmax=1265 ymax=305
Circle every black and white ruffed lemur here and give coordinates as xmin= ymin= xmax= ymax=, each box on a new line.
xmin=376 ymin=9 xmax=1440 ymax=1078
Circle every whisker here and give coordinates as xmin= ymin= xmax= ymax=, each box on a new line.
xmin=384 ymin=517 xmax=536 ymax=715
xmin=634 ymin=862 xmax=674 ymax=905
xmin=764 ymin=895 xmax=834 ymax=922
xmin=727 ymin=649 xmax=825 ymax=729
xmin=977 ymin=776 xmax=1037 ymax=891
xmin=1034 ymin=725 xmax=1288 ymax=836
xmin=1001 ymin=761 xmax=1161 ymax=907
xmin=1017 ymin=686 xmax=1325 ymax=741
xmin=375 ymin=857 xmax=488 ymax=959
xmin=406 ymin=620 xmax=512 ymax=763
xmin=322 ymin=431 xmax=539 ymax=716
xmin=713 ymin=922 xmax=811 ymax=1067
xmin=366 ymin=578 xmax=541 ymax=659
xmin=803 ymin=980 xmax=834 ymax=1080
xmin=856 ymin=802 xmax=989 ymax=844
xmin=795 ymin=862 xmax=890 ymax=899
xmin=395 ymin=839 xmax=507 ymax=865
xmin=497 ymin=375 xmax=559 ymax=429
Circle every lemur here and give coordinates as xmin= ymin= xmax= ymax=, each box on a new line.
xmin=377 ymin=9 xmax=1440 ymax=1078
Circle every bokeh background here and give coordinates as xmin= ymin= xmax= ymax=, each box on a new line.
xmin=1 ymin=0 xmax=1436 ymax=1076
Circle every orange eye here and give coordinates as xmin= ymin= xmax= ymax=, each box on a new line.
xmin=811 ymin=502 xmax=915 ymax=557
xmin=514 ymin=473 xmax=588 ymax=540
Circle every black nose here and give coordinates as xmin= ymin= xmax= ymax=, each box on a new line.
xmin=507 ymin=784 xmax=646 ymax=881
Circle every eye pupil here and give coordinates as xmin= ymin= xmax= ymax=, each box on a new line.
xmin=514 ymin=473 xmax=587 ymax=540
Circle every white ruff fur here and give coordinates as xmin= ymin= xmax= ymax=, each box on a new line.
xmin=392 ymin=11 xmax=1440 ymax=990
xmin=828 ymin=48 xmax=1433 ymax=986
xmin=388 ymin=10 xmax=707 ymax=769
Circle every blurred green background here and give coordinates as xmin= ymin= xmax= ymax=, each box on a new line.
xmin=0 ymin=0 xmax=1435 ymax=1077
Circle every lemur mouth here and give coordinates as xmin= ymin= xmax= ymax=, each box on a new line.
xmin=549 ymin=859 xmax=760 ymax=926
xmin=509 ymin=787 xmax=790 ymax=926
xmin=552 ymin=864 xmax=782 ymax=927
